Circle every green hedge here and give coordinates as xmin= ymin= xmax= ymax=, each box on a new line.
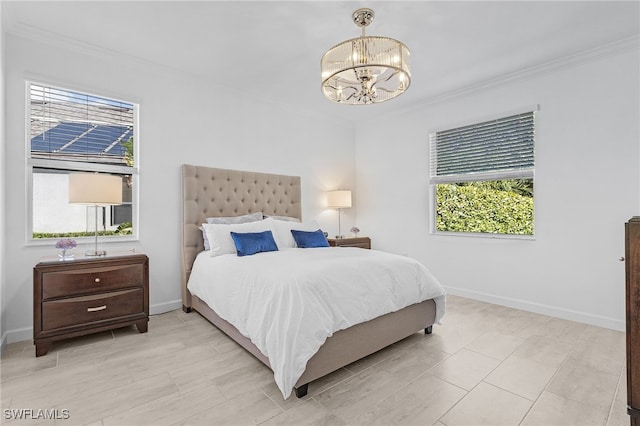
xmin=33 ymin=223 xmax=132 ymax=239
xmin=436 ymin=184 xmax=534 ymax=235
xmin=33 ymin=230 xmax=133 ymax=239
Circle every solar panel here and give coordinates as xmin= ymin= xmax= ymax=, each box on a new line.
xmin=31 ymin=122 xmax=132 ymax=162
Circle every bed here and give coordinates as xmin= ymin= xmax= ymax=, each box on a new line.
xmin=180 ymin=164 xmax=445 ymax=399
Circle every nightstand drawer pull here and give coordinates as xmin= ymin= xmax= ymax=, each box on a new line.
xmin=87 ymin=305 xmax=107 ymax=312
xmin=94 ymin=277 xmax=101 ymax=283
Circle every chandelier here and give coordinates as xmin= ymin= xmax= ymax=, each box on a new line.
xmin=321 ymin=8 xmax=411 ymax=105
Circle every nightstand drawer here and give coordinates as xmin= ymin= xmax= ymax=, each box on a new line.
xmin=42 ymin=288 xmax=143 ymax=330
xmin=337 ymin=242 xmax=370 ymax=248
xmin=328 ymin=237 xmax=371 ymax=249
xmin=42 ymin=263 xmax=144 ymax=300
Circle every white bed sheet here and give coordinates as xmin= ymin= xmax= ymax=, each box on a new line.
xmin=187 ymin=247 xmax=446 ymax=399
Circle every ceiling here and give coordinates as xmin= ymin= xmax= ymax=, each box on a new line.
xmin=3 ymin=1 xmax=639 ymax=123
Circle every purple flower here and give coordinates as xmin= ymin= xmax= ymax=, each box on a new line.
xmin=55 ymin=239 xmax=77 ymax=250
xmin=350 ymin=226 xmax=360 ymax=233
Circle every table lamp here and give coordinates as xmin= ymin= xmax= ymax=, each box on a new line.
xmin=326 ymin=190 xmax=352 ymax=238
xmin=69 ymin=173 xmax=122 ymax=256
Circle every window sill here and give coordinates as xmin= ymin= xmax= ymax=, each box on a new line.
xmin=26 ymin=234 xmax=139 ymax=247
xmin=431 ymin=231 xmax=536 ymax=241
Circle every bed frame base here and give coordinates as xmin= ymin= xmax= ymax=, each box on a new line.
xmin=182 ymin=305 xmax=192 ymax=313
xmin=294 ymin=384 xmax=309 ymax=398
xmin=187 ymin=294 xmax=437 ymax=398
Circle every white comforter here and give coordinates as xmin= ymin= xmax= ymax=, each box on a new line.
xmin=187 ymin=247 xmax=446 ymax=399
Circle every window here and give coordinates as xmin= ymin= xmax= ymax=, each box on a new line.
xmin=429 ymin=110 xmax=535 ymax=236
xmin=28 ymin=82 xmax=138 ymax=240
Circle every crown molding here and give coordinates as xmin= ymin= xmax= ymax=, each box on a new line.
xmin=6 ymin=22 xmax=189 ymax=78
xmin=416 ymin=34 xmax=640 ymax=108
xmin=6 ymin=22 xmax=354 ymax=128
xmin=7 ymin=21 xmax=637 ymax=127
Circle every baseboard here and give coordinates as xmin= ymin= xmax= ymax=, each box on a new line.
xmin=150 ymin=299 xmax=182 ymax=315
xmin=2 ymin=326 xmax=32 ymax=346
xmin=3 ymin=291 xmax=622 ymax=348
xmin=1 ymin=300 xmax=185 ymax=348
xmin=444 ymin=286 xmax=625 ymax=332
xmin=1 ymin=331 xmax=7 ymax=353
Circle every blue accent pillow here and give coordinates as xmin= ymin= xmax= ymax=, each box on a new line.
xmin=291 ymin=229 xmax=330 ymax=248
xmin=230 ymin=230 xmax=279 ymax=257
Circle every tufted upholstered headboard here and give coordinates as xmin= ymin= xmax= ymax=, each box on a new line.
xmin=181 ymin=164 xmax=302 ymax=308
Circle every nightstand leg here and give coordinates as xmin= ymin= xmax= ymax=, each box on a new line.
xmin=35 ymin=341 xmax=51 ymax=357
xmin=135 ymin=319 xmax=148 ymax=333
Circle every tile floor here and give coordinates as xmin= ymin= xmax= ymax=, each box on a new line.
xmin=0 ymin=295 xmax=630 ymax=425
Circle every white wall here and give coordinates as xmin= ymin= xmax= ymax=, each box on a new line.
xmin=355 ymin=45 xmax=639 ymax=331
xmin=1 ymin=32 xmax=356 ymax=344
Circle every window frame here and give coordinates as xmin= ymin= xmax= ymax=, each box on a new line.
xmin=25 ymin=80 xmax=140 ymax=245
xmin=429 ymin=106 xmax=538 ymax=239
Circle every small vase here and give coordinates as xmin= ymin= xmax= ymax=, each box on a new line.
xmin=58 ymin=250 xmax=75 ymax=261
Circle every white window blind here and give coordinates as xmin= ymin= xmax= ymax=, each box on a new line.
xmin=430 ymin=111 xmax=535 ymax=183
xmin=30 ymin=83 xmax=134 ymax=170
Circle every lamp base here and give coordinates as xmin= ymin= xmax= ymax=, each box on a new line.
xmin=85 ymin=250 xmax=107 ymax=257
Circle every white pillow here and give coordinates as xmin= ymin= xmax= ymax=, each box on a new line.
xmin=272 ymin=219 xmax=322 ymax=249
xmin=263 ymin=214 xmax=301 ymax=223
xmin=201 ymin=212 xmax=264 ymax=250
xmin=203 ymin=218 xmax=276 ymax=257
xmin=206 ymin=211 xmax=263 ymax=224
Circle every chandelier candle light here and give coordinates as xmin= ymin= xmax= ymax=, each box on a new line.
xmin=321 ymin=8 xmax=411 ymax=104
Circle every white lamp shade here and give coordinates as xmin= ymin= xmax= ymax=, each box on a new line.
xmin=326 ymin=190 xmax=352 ymax=209
xmin=69 ymin=173 xmax=122 ymax=206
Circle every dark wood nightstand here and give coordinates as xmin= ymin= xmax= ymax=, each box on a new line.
xmin=33 ymin=252 xmax=149 ymax=356
xmin=327 ymin=237 xmax=371 ymax=249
